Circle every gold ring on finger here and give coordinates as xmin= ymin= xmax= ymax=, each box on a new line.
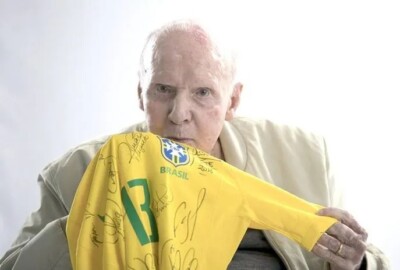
xmin=336 ymin=243 xmax=344 ymax=256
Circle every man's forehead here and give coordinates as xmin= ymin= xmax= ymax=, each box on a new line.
xmin=151 ymin=68 xmax=222 ymax=85
xmin=155 ymin=48 xmax=217 ymax=65
xmin=156 ymin=32 xmax=212 ymax=55
xmin=141 ymin=25 xmax=231 ymax=87
xmin=153 ymin=38 xmax=221 ymax=69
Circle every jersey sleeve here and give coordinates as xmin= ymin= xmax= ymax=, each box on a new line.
xmin=225 ymin=165 xmax=337 ymax=251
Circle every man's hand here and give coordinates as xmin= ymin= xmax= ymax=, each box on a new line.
xmin=312 ymin=207 xmax=368 ymax=270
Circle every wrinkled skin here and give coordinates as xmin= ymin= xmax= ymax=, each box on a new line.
xmin=138 ymin=28 xmax=241 ymax=159
xmin=314 ymin=207 xmax=368 ymax=270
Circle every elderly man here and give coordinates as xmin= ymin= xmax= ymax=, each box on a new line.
xmin=0 ymin=20 xmax=388 ymax=269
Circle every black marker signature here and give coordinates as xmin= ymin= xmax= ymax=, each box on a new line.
xmin=98 ymin=154 xmax=118 ymax=193
xmin=90 ymin=224 xmax=103 ymax=247
xmin=173 ymin=188 xmax=206 ymax=244
xmin=118 ymin=133 xmax=149 ymax=164
xmin=84 ymin=199 xmax=125 ymax=246
xmin=129 ymin=253 xmax=157 ymax=270
xmin=151 ymin=185 xmax=174 ymax=218
xmin=189 ymin=148 xmax=220 ymax=175
xmin=160 ymin=239 xmax=199 ymax=270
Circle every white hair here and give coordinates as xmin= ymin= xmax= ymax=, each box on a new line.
xmin=138 ymin=19 xmax=238 ymax=93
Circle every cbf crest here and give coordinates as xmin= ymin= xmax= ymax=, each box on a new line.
xmin=160 ymin=138 xmax=190 ymax=167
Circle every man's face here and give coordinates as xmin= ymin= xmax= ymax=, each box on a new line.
xmin=139 ymin=30 xmax=240 ymax=154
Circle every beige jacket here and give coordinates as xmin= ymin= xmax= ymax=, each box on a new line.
xmin=0 ymin=118 xmax=389 ymax=270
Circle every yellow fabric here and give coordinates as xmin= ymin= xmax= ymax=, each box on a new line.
xmin=66 ymin=132 xmax=337 ymax=269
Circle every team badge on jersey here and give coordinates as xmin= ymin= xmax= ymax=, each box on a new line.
xmin=160 ymin=138 xmax=190 ymax=167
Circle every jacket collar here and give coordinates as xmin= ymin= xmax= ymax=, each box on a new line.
xmin=219 ymin=120 xmax=247 ymax=171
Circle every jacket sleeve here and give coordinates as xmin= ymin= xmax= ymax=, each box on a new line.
xmin=0 ymin=174 xmax=71 ymax=270
xmin=0 ymin=139 xmax=104 ymax=270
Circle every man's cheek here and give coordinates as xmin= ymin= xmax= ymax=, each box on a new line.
xmin=205 ymin=107 xmax=224 ymax=120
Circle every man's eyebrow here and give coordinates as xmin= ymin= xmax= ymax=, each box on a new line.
xmin=154 ymin=83 xmax=175 ymax=88
xmin=196 ymin=86 xmax=213 ymax=90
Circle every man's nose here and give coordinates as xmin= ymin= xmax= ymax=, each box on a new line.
xmin=168 ymin=93 xmax=192 ymax=125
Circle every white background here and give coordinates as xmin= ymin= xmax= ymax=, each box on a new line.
xmin=1 ymin=0 xmax=399 ymax=268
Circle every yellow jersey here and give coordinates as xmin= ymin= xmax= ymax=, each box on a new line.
xmin=66 ymin=132 xmax=337 ymax=269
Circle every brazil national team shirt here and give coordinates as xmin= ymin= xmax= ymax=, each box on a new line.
xmin=66 ymin=132 xmax=337 ymax=270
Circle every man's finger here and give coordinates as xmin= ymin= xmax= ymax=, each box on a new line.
xmin=318 ymin=207 xmax=368 ymax=238
xmin=326 ymin=222 xmax=367 ymax=252
xmin=312 ymin=243 xmax=351 ymax=269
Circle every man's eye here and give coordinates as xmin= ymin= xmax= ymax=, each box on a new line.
xmin=156 ymin=84 xmax=173 ymax=93
xmin=196 ymin=88 xmax=211 ymax=97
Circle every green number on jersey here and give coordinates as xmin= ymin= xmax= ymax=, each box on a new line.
xmin=121 ymin=178 xmax=159 ymax=245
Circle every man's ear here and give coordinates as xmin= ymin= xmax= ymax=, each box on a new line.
xmin=138 ymin=83 xmax=144 ymax=111
xmin=225 ymin=82 xmax=243 ymax=121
